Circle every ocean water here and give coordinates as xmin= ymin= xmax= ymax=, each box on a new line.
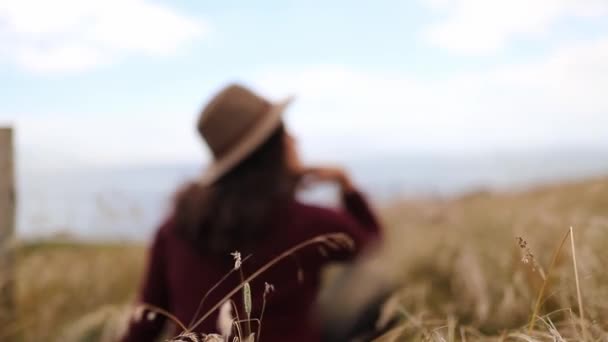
xmin=16 ymin=150 xmax=608 ymax=241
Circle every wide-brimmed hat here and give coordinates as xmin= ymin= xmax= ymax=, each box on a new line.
xmin=197 ymin=84 xmax=292 ymax=185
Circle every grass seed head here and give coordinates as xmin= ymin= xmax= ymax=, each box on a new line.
xmin=230 ymin=251 xmax=242 ymax=270
xmin=243 ymin=282 xmax=252 ymax=318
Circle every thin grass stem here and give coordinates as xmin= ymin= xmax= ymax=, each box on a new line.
xmin=190 ymin=233 xmax=351 ymax=331
xmin=137 ymin=303 xmax=187 ymax=332
xmin=569 ymin=226 xmax=587 ymax=340
xmin=527 ymin=228 xmax=571 ymax=332
xmin=187 ymin=254 xmax=252 ymax=329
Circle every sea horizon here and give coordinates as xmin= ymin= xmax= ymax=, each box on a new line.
xmin=16 ymin=147 xmax=608 ymax=241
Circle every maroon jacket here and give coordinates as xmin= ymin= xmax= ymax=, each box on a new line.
xmin=122 ymin=190 xmax=381 ymax=342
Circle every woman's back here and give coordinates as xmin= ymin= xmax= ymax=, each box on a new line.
xmin=122 ymin=191 xmax=380 ymax=341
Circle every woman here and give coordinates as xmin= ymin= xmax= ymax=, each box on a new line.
xmin=122 ymin=84 xmax=382 ymax=341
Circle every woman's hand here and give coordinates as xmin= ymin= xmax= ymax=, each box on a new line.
xmin=299 ymin=166 xmax=355 ymax=193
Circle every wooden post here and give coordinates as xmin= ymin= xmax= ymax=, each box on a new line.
xmin=0 ymin=127 xmax=15 ymax=324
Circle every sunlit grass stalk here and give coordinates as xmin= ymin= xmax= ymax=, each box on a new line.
xmin=527 ymin=228 xmax=571 ymax=333
xmin=229 ymin=299 xmax=243 ymax=341
xmin=447 ymin=315 xmax=455 ymax=342
xmin=569 ymin=226 xmax=587 ymax=340
xmin=257 ymin=295 xmax=268 ymax=341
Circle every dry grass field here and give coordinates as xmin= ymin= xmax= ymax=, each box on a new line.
xmin=5 ymin=243 xmax=145 ymax=341
xmin=377 ymin=177 xmax=608 ymax=340
xmin=4 ymin=177 xmax=608 ymax=341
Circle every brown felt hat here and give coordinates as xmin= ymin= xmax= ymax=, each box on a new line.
xmin=197 ymin=84 xmax=293 ymax=185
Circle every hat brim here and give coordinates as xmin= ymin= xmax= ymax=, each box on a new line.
xmin=199 ymin=96 xmax=293 ymax=185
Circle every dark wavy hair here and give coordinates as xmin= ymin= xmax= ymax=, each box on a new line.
xmin=174 ymin=125 xmax=297 ymax=254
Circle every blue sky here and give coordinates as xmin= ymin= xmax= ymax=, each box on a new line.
xmin=1 ymin=0 xmax=608 ymax=167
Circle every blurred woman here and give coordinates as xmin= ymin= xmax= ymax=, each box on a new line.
xmin=121 ymin=84 xmax=381 ymax=342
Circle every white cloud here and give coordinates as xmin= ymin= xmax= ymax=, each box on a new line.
xmin=251 ymin=37 xmax=608 ymax=156
xmin=5 ymin=38 xmax=608 ymax=165
xmin=0 ymin=0 xmax=207 ymax=72
xmin=9 ymin=112 xmax=204 ymax=167
xmin=420 ymin=0 xmax=608 ymax=55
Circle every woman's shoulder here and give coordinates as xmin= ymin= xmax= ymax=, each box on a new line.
xmin=289 ymin=200 xmax=357 ymax=229
xmin=151 ymin=214 xmax=179 ymax=242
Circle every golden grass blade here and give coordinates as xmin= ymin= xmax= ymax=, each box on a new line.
xmin=460 ymin=326 xmax=467 ymax=342
xmin=527 ymin=228 xmax=571 ymax=332
xmin=447 ymin=315 xmax=455 ymax=342
xmin=569 ymin=226 xmax=587 ymax=340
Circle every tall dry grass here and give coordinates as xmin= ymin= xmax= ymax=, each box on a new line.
xmin=3 ymin=177 xmax=608 ymax=341
xmin=375 ymin=177 xmax=608 ymax=340
xmin=5 ymin=242 xmax=145 ymax=341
